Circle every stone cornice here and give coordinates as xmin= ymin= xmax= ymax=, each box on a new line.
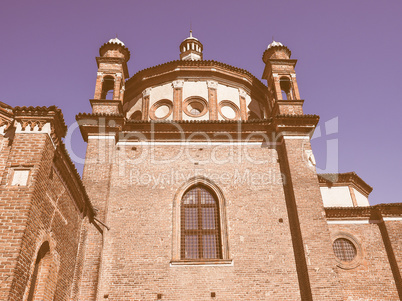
xmin=273 ymin=114 xmax=319 ymax=136
xmin=77 ymin=112 xmax=325 ymax=142
xmin=268 ymin=58 xmax=298 ymax=66
xmin=76 ymin=113 xmax=125 ymax=142
xmin=96 ymin=57 xmax=129 ymax=78
xmin=318 ymin=172 xmax=373 ymax=196
xmin=325 ymin=203 xmax=402 ymax=220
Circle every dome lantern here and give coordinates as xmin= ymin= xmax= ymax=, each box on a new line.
xmin=179 ymin=30 xmax=203 ymax=61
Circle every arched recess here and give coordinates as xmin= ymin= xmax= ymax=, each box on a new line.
xmin=25 ymin=240 xmax=59 ymax=301
xmin=172 ymin=177 xmax=230 ymax=261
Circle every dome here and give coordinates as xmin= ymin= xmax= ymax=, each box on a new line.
xmin=267 ymin=40 xmax=283 ymax=49
xmin=108 ymin=37 xmax=125 ymax=46
xmin=99 ymin=37 xmax=130 ymax=63
xmin=263 ymin=40 xmax=291 ymax=62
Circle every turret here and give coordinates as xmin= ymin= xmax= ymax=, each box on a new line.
xmin=262 ymin=41 xmax=303 ymax=115
xmin=93 ymin=38 xmax=130 ymax=103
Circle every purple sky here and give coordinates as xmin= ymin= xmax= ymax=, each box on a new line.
xmin=1 ymin=1 xmax=401 ymax=205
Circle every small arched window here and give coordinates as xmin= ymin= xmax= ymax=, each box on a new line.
xmin=181 ymin=186 xmax=222 ymax=260
xmin=101 ymin=76 xmax=115 ymax=100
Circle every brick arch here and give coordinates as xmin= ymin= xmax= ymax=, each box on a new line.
xmin=172 ymin=176 xmax=230 ymax=261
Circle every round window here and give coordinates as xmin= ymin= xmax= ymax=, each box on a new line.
xmin=149 ymin=99 xmax=173 ymax=120
xmin=333 ymin=238 xmax=357 ymax=262
xmin=221 ymin=106 xmax=236 ymax=119
xmin=155 ymin=105 xmax=170 ymax=119
xmin=183 ymin=97 xmax=208 ymax=117
xmin=218 ymin=100 xmax=240 ymax=120
xmin=187 ymin=102 xmax=204 ymax=116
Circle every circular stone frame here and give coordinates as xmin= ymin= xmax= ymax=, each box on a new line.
xmin=149 ymin=99 xmax=173 ymax=120
xmin=218 ymin=100 xmax=240 ymax=120
xmin=183 ymin=97 xmax=208 ymax=118
xmin=332 ymin=232 xmax=362 ymax=270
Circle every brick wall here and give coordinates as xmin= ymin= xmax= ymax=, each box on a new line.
xmin=0 ymin=105 xmax=92 ymax=301
xmin=82 ymin=142 xmax=302 ymax=300
xmin=328 ymin=222 xmax=401 ymax=300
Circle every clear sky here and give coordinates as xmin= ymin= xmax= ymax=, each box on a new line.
xmin=0 ymin=0 xmax=401 ymax=205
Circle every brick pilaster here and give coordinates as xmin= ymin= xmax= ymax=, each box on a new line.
xmin=207 ymin=80 xmax=218 ymax=120
xmin=238 ymin=88 xmax=248 ymax=120
xmin=142 ymin=88 xmax=151 ymax=121
xmin=172 ymin=80 xmax=184 ymax=120
xmin=277 ymin=136 xmax=344 ymax=300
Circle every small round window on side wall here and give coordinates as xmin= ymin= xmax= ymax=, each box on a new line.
xmin=333 ymin=238 xmax=356 ymax=262
xmin=332 ymin=233 xmax=362 ymax=269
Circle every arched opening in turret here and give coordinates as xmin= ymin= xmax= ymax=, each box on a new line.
xmin=279 ymin=77 xmax=293 ymax=100
xmin=101 ymin=76 xmax=115 ymax=100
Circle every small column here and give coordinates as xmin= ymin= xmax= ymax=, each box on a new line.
xmin=238 ymin=88 xmax=248 ymax=120
xmin=272 ymin=73 xmax=283 ymax=100
xmin=207 ymin=81 xmax=218 ymax=120
xmin=172 ymin=80 xmax=184 ymax=120
xmin=291 ymin=73 xmax=300 ymax=99
xmin=94 ymin=72 xmax=104 ymax=99
xmin=120 ymin=85 xmax=125 ymax=102
xmin=142 ymin=88 xmax=151 ymax=121
xmin=113 ymin=73 xmax=122 ymax=101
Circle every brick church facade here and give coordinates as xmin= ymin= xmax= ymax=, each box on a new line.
xmin=0 ymin=33 xmax=401 ymax=300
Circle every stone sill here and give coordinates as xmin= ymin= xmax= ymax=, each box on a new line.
xmin=170 ymin=259 xmax=233 ymax=267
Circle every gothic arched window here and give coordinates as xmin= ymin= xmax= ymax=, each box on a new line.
xmin=181 ymin=186 xmax=222 ymax=260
